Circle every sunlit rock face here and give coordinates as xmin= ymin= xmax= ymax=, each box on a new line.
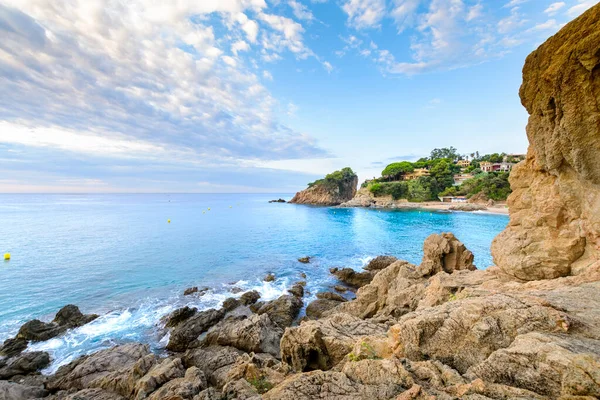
xmin=492 ymin=4 xmax=600 ymax=281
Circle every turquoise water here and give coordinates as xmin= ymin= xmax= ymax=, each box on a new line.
xmin=0 ymin=194 xmax=507 ymax=371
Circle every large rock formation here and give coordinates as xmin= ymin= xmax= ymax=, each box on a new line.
xmin=492 ymin=4 xmax=600 ymax=281
xmin=290 ymin=167 xmax=358 ymax=206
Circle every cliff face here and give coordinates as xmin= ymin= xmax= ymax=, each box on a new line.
xmin=492 ymin=5 xmax=600 ymax=281
xmin=290 ymin=168 xmax=358 ymax=206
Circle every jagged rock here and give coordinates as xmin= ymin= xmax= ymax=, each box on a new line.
xmin=316 ymin=292 xmax=347 ymax=302
xmin=145 ymin=366 xmax=206 ymax=399
xmin=61 ymin=388 xmax=127 ymax=400
xmin=222 ymin=297 xmax=241 ymax=312
xmin=183 ymin=287 xmax=199 ymax=296
xmin=305 ymin=299 xmax=341 ymax=319
xmin=255 ymin=295 xmax=302 ymax=328
xmin=491 ymin=3 xmax=600 ymax=281
xmin=289 ymin=168 xmax=358 ymax=206
xmin=47 ymin=343 xmax=151 ymax=391
xmin=268 ymin=199 xmax=286 ymax=203
xmin=230 ymin=287 xmax=243 ymax=294
xmin=166 ymin=309 xmax=225 ymax=352
xmin=200 ymin=314 xmax=283 ymax=357
xmin=194 ymin=387 xmax=221 ymax=400
xmin=330 ymin=267 xmax=374 ymax=288
xmin=263 ymin=273 xmax=275 ymax=282
xmin=165 ymin=306 xmax=197 ymax=328
xmin=16 ymin=305 xmax=98 ymax=342
xmin=0 ymin=351 xmax=50 ymax=379
xmin=418 ymin=233 xmax=476 ymax=276
xmin=287 ymin=283 xmax=304 ymax=298
xmin=298 ymin=257 xmax=310 ymax=264
xmin=132 ymin=357 xmax=186 ymax=399
xmin=183 ymin=346 xmax=244 ymax=388
xmin=0 ymin=380 xmax=48 ymax=400
xmin=240 ymin=290 xmax=261 ymax=306
xmin=334 ymin=285 xmax=348 ymax=293
xmin=263 ymin=358 xmax=413 ymax=400
xmin=364 ymin=256 xmax=398 ymax=271
xmin=448 ymin=203 xmax=487 ymax=212
xmin=280 ymin=313 xmax=387 ymax=372
xmin=90 ymin=353 xmax=156 ymax=397
xmin=0 ymin=338 xmax=28 ymax=358
xmin=222 ymin=378 xmax=261 ymax=399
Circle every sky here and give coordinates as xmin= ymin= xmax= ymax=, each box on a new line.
xmin=0 ymin=0 xmax=596 ymax=193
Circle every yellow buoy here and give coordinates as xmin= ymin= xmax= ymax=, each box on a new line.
xmin=4 ymin=253 xmax=10 ymax=261
xmin=229 ymin=206 xmax=232 ymax=208
xmin=208 ymin=208 xmax=211 ymax=211
xmin=168 ymin=219 xmax=171 ymax=223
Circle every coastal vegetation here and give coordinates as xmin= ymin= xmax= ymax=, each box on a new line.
xmin=364 ymin=148 xmax=519 ymax=202
xmin=290 ymin=167 xmax=358 ymax=206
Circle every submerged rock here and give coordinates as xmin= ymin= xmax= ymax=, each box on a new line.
xmin=16 ymin=305 xmax=98 ymax=342
xmin=364 ymin=256 xmax=398 ymax=272
xmin=263 ymin=273 xmax=275 ymax=282
xmin=268 ymin=199 xmax=286 ymax=203
xmin=297 ymin=256 xmax=310 ymax=264
xmin=330 ymin=267 xmax=374 ymax=288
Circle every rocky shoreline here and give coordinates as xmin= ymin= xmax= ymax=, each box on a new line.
xmin=1 ymin=4 xmax=600 ymax=399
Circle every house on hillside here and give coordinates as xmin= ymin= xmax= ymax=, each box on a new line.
xmin=480 ymin=162 xmax=515 ymax=173
xmin=403 ymin=168 xmax=430 ymax=181
xmin=453 ymin=173 xmax=474 ymax=185
xmin=457 ymin=159 xmax=471 ymax=168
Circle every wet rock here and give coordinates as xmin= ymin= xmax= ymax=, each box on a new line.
xmin=0 ymin=338 xmax=28 ymax=358
xmin=364 ymin=256 xmax=398 ymax=271
xmin=183 ymin=346 xmax=244 ymax=388
xmin=263 ymin=273 xmax=275 ymax=282
xmin=268 ymin=199 xmax=286 ymax=203
xmin=16 ymin=305 xmax=98 ymax=342
xmin=0 ymin=351 xmax=50 ymax=379
xmin=299 ymin=272 xmax=307 ymax=279
xmin=0 ymin=380 xmax=48 ymax=400
xmin=165 ymin=306 xmax=197 ymax=328
xmin=298 ymin=257 xmax=310 ymax=264
xmin=166 ymin=308 xmax=225 ymax=352
xmin=240 ymin=290 xmax=261 ymax=306
xmin=287 ymin=283 xmax=304 ymax=298
xmin=47 ymin=343 xmax=151 ymax=392
xmin=255 ymin=295 xmax=303 ymax=328
xmin=334 ymin=285 xmax=348 ymax=293
xmin=201 ymin=314 xmax=283 ymax=358
xmin=280 ymin=313 xmax=387 ymax=372
xmin=330 ymin=267 xmax=374 ymax=288
xmin=229 ymin=287 xmax=243 ymax=294
xmin=183 ymin=287 xmax=198 ymax=296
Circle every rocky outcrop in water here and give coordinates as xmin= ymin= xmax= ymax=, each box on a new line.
xmin=290 ymin=167 xmax=358 ymax=206
xmin=491 ymin=4 xmax=600 ymax=281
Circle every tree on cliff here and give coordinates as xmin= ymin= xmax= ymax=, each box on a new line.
xmin=381 ymin=162 xmax=414 ymax=181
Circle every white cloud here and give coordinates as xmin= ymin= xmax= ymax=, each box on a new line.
xmin=231 ymin=40 xmax=250 ymax=55
xmin=390 ymin=0 xmax=422 ymax=32
xmin=0 ymin=0 xmax=328 ymax=170
xmin=466 ymin=3 xmax=483 ymax=21
xmin=567 ymin=0 xmax=596 ymax=17
xmin=342 ymin=0 xmax=387 ymax=29
xmin=527 ymin=19 xmax=561 ymax=32
xmin=544 ymin=2 xmax=566 ymax=15
xmin=262 ymin=70 xmax=273 ymax=80
xmin=498 ymin=7 xmax=528 ymax=34
xmin=289 ymin=0 xmax=314 ymax=21
xmin=323 ymin=61 xmax=333 ymax=72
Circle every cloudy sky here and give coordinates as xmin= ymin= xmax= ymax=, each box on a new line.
xmin=0 ymin=0 xmax=595 ymax=193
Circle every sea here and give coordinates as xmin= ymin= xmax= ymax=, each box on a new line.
xmin=0 ymin=193 xmax=508 ymax=373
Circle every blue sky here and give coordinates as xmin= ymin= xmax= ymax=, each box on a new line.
xmin=0 ymin=0 xmax=595 ymax=193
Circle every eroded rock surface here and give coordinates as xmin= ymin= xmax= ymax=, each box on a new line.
xmin=290 ymin=168 xmax=358 ymax=206
xmin=491 ymin=4 xmax=600 ymax=280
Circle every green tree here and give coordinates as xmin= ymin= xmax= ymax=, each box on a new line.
xmin=381 ymin=162 xmax=414 ymax=181
xmin=430 ymin=147 xmax=460 ymax=161
xmin=429 ymin=159 xmax=455 ymax=196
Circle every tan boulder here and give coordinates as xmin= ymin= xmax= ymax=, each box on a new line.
xmin=492 ymin=3 xmax=600 ymax=280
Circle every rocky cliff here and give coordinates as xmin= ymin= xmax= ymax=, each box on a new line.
xmin=290 ymin=167 xmax=358 ymax=206
xmin=491 ymin=4 xmax=600 ymax=281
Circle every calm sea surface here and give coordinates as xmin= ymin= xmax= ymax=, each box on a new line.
xmin=0 ymin=193 xmax=507 ymax=372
